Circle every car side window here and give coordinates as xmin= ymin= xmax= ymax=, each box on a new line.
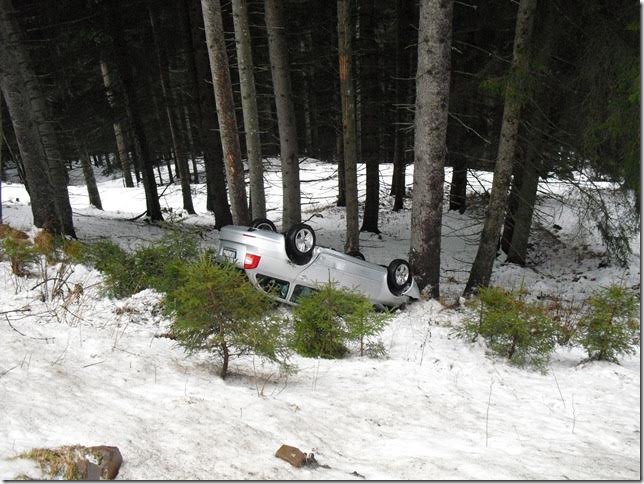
xmin=256 ymin=274 xmax=290 ymax=300
xmin=290 ymin=284 xmax=318 ymax=303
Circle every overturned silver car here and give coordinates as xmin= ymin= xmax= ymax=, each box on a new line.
xmin=215 ymin=218 xmax=420 ymax=307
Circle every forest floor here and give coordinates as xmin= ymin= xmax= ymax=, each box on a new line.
xmin=0 ymin=159 xmax=640 ymax=479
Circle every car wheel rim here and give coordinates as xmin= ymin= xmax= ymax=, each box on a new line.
xmin=256 ymin=223 xmax=272 ymax=231
xmin=295 ymin=229 xmax=313 ymax=253
xmin=394 ymin=264 xmax=409 ymax=286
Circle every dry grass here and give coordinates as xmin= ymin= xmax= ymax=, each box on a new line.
xmin=16 ymin=445 xmax=98 ymax=480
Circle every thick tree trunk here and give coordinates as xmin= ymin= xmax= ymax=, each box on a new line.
xmin=391 ymin=0 xmax=413 ymax=211
xmin=201 ymin=0 xmax=250 ymax=226
xmin=359 ymin=0 xmax=380 ymax=234
xmin=232 ymin=0 xmax=266 ymax=220
xmin=409 ymin=0 xmax=454 ymax=298
xmin=448 ymin=153 xmax=467 ymax=213
xmin=79 ymin=142 xmax=103 ymax=210
xmin=506 ymin=152 xmax=540 ymax=265
xmin=464 ymin=0 xmax=537 ymax=295
xmin=338 ymin=0 xmax=360 ymax=253
xmin=149 ymin=3 xmax=195 ymax=215
xmin=108 ymin=2 xmax=163 ymax=222
xmin=265 ymin=0 xmax=301 ymax=229
xmin=304 ymin=31 xmax=320 ymax=156
xmin=336 ymin=124 xmax=346 ymax=207
xmin=99 ymin=60 xmax=134 ymax=188
xmin=0 ymin=92 xmax=3 ymax=224
xmin=0 ymin=74 xmax=57 ymax=230
xmin=0 ymin=0 xmax=75 ymax=236
xmin=187 ymin=0 xmax=232 ymax=227
xmin=500 ymin=154 xmax=524 ymax=254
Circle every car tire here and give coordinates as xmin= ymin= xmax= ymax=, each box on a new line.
xmin=250 ymin=218 xmax=277 ymax=232
xmin=387 ymin=259 xmax=412 ymax=296
xmin=285 ymin=223 xmax=316 ymax=265
xmin=347 ymin=250 xmax=365 ymax=261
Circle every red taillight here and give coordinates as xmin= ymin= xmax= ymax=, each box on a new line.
xmin=244 ymin=253 xmax=261 ymax=269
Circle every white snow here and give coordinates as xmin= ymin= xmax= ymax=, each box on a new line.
xmin=0 ymin=159 xmax=639 ymax=480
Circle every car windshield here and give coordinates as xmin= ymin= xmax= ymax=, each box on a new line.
xmin=290 ymin=284 xmax=318 ymax=303
xmin=256 ymin=274 xmax=290 ymax=300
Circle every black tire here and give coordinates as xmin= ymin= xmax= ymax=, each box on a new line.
xmin=347 ymin=250 xmax=365 ymax=261
xmin=250 ymin=218 xmax=277 ymax=232
xmin=387 ymin=259 xmax=412 ymax=296
xmin=285 ymin=223 xmax=316 ymax=265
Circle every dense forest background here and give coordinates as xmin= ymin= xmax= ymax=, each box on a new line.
xmin=0 ymin=0 xmax=639 ymax=297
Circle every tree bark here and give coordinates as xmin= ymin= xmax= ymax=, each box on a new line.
xmin=0 ymin=92 xmax=3 ymax=224
xmin=448 ymin=153 xmax=467 ymax=213
xmin=187 ymin=0 xmax=232 ymax=227
xmin=0 ymin=0 xmax=75 ymax=236
xmin=391 ymin=0 xmax=413 ymax=211
xmin=108 ymin=1 xmax=163 ymax=222
xmin=506 ymin=151 xmax=540 ymax=265
xmin=201 ymin=0 xmax=250 ymax=226
xmin=232 ymin=0 xmax=266 ymax=220
xmin=79 ymin=142 xmax=103 ymax=210
xmin=149 ymin=3 xmax=195 ymax=215
xmin=409 ymin=0 xmax=454 ymax=298
xmin=99 ymin=60 xmax=134 ymax=188
xmin=182 ymin=104 xmax=199 ymax=184
xmin=500 ymin=154 xmax=523 ymax=254
xmin=464 ymin=0 xmax=537 ymax=295
xmin=338 ymin=0 xmax=360 ymax=252
xmin=359 ymin=0 xmax=380 ymax=234
xmin=265 ymin=0 xmax=301 ymax=229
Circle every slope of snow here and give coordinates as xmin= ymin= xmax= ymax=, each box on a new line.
xmin=0 ymin=159 xmax=639 ymax=480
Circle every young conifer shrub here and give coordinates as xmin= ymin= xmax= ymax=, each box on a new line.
xmin=574 ymin=284 xmax=639 ymax=362
xmin=77 ymin=232 xmax=200 ymax=298
xmin=455 ymin=287 xmax=560 ymax=370
xmin=292 ymin=283 xmax=389 ymax=358
xmin=167 ymin=257 xmax=290 ymax=379
xmin=0 ymin=226 xmax=37 ymax=276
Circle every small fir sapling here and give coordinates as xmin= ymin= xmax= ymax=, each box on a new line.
xmin=574 ymin=284 xmax=639 ymax=362
xmin=166 ymin=257 xmax=291 ymax=379
xmin=455 ymin=286 xmax=560 ymax=370
xmin=292 ymin=283 xmax=390 ymax=358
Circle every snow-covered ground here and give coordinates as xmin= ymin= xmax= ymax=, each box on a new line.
xmin=0 ymin=159 xmax=640 ymax=479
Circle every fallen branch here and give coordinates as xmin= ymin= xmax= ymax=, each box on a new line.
xmin=5 ymin=315 xmax=55 ymax=342
xmin=0 ymin=364 xmax=18 ymax=379
xmin=0 ymin=305 xmax=31 ymax=316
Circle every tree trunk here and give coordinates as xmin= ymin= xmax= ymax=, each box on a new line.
xmin=182 ymin=104 xmax=199 ymax=184
xmin=79 ymin=142 xmax=103 ymax=210
xmin=0 ymin=0 xmax=75 ymax=236
xmin=150 ymin=89 xmax=174 ymax=183
xmin=409 ymin=0 xmax=454 ymax=298
xmin=265 ymin=0 xmax=301 ymax=229
xmin=201 ymin=0 xmax=250 ymax=226
xmin=187 ymin=0 xmax=232 ymax=227
xmin=500 ymin=154 xmax=524 ymax=254
xmin=336 ymin=123 xmax=346 ymax=207
xmin=149 ymin=3 xmax=195 ymax=215
xmin=448 ymin=153 xmax=467 ymax=213
xmin=391 ymin=0 xmax=413 ymax=211
xmin=108 ymin=2 xmax=163 ymax=222
xmin=464 ymin=0 xmax=537 ymax=296
xmin=304 ymin=31 xmax=320 ymax=156
xmin=232 ymin=0 xmax=266 ymax=220
xmin=506 ymin=152 xmax=540 ymax=265
xmin=99 ymin=59 xmax=134 ymax=188
xmin=0 ymin=92 xmax=3 ymax=224
xmin=359 ymin=0 xmax=380 ymax=234
xmin=338 ymin=0 xmax=360 ymax=253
